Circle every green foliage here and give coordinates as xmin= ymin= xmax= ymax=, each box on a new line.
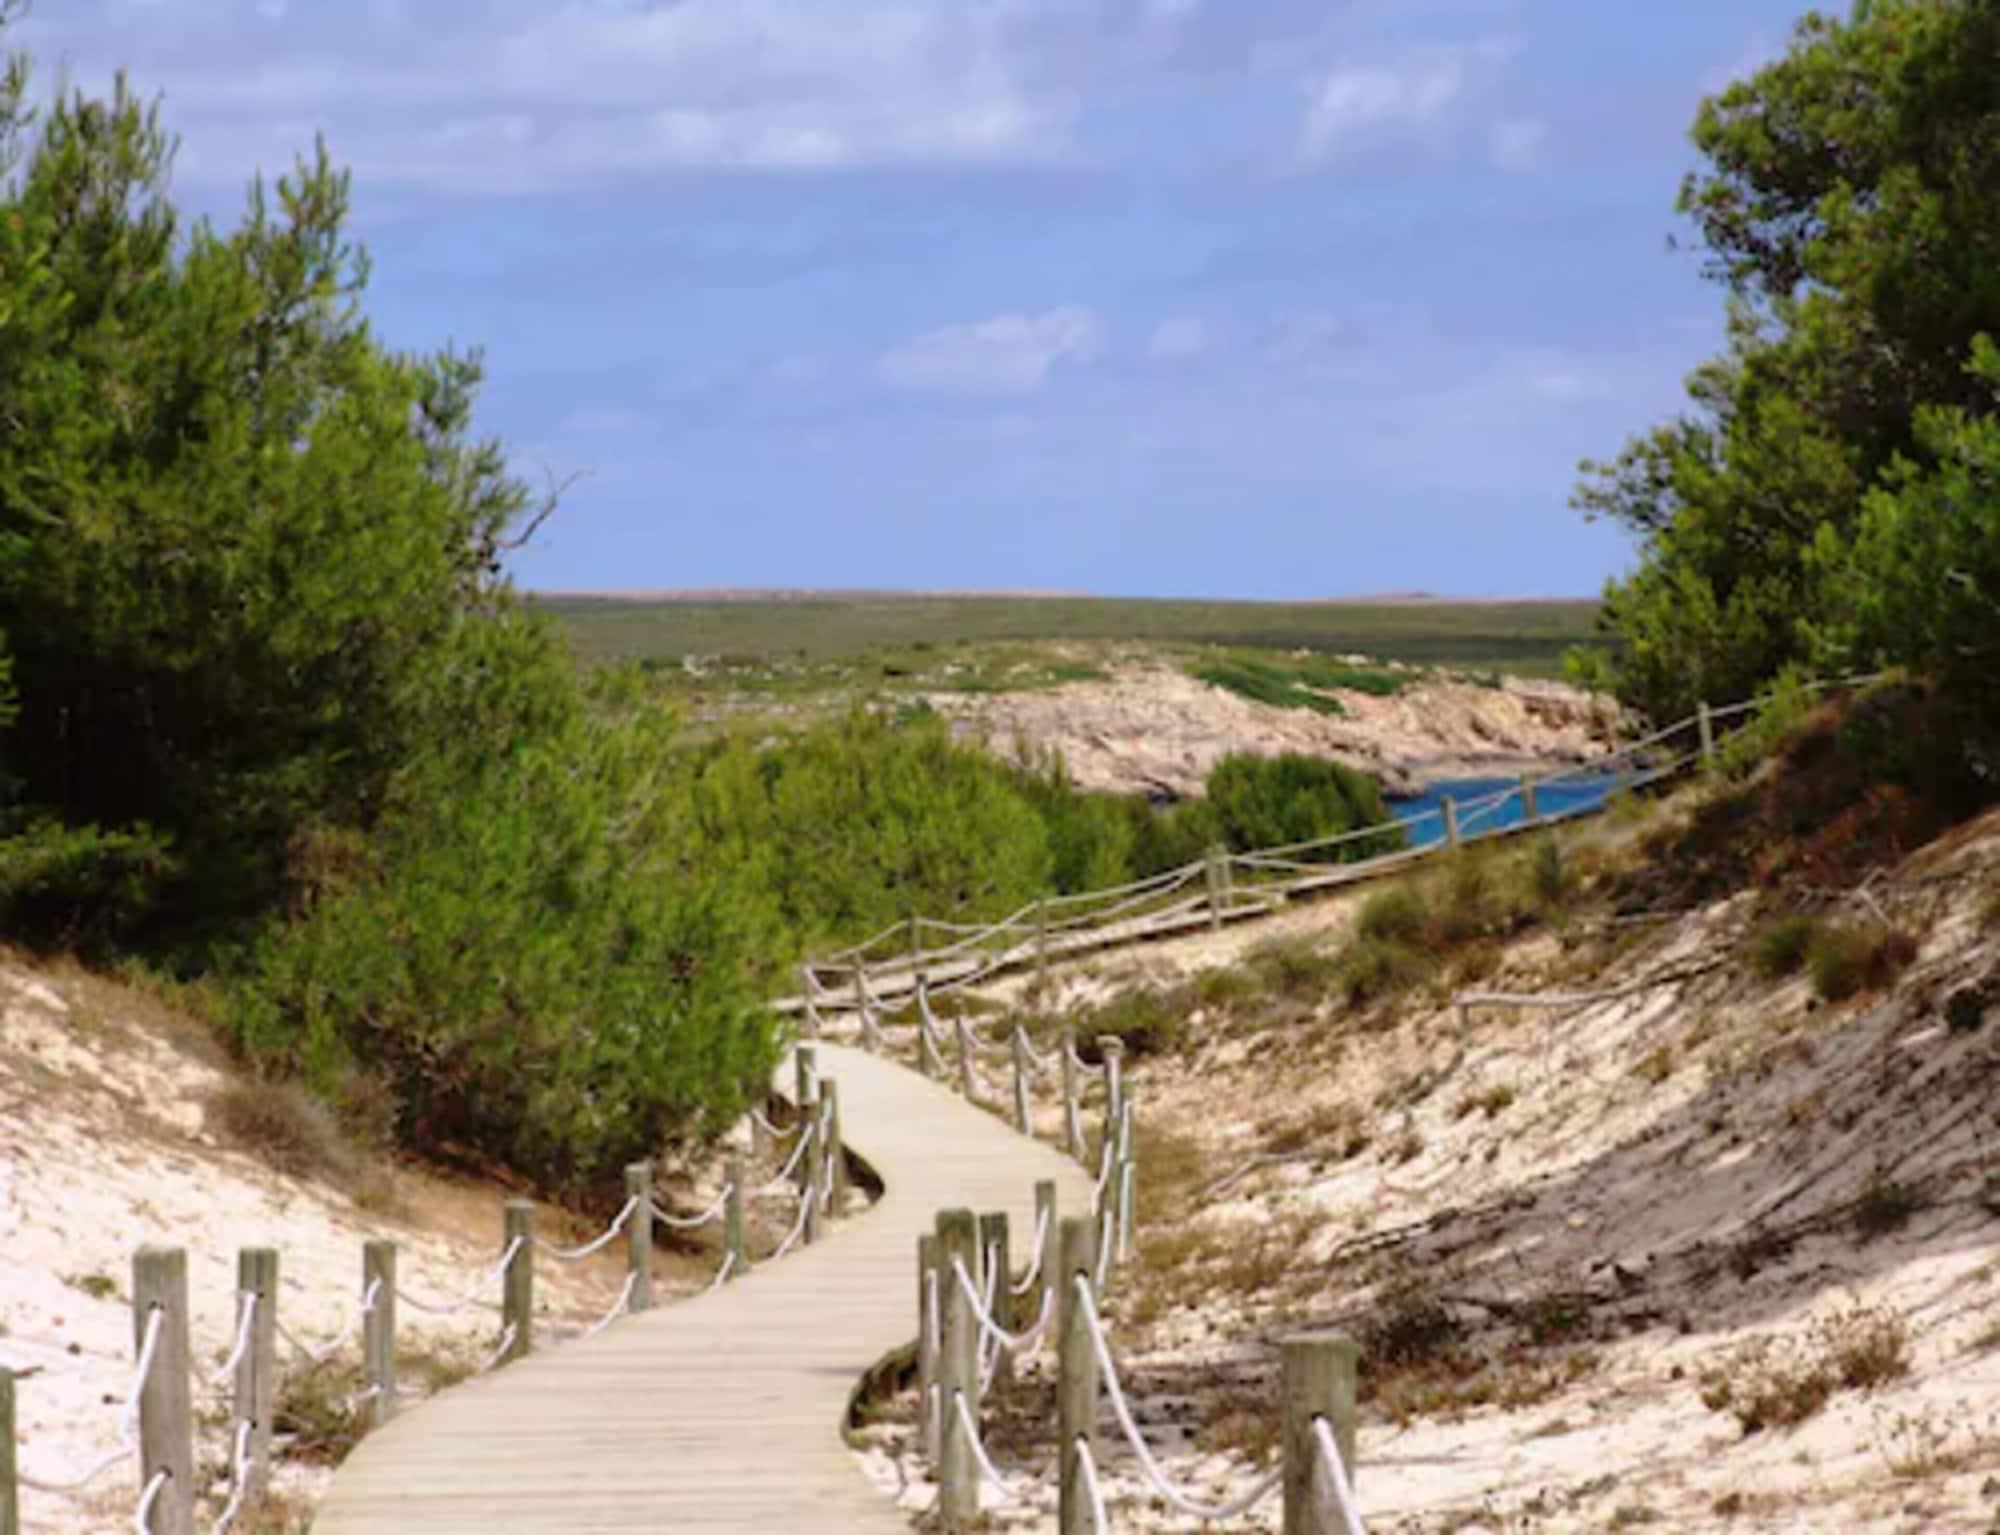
xmin=1357 ymin=887 xmax=1428 ymax=945
xmin=1748 ymin=914 xmax=1821 ymax=979
xmin=1076 ymin=986 xmax=1191 ymax=1060
xmin=231 ymin=686 xmax=783 ymax=1197
xmin=0 ymin=818 xmax=179 ymax=952
xmin=1243 ymin=935 xmax=1341 ymax=999
xmin=1203 ymin=752 xmax=1401 ymax=856
xmin=0 ymin=57 xmax=570 ymax=944
xmin=1580 ymin=0 xmax=2000 ymax=723
xmin=1192 ymin=656 xmax=1346 ymax=715
xmin=1807 ymin=921 xmax=1918 ymax=1002
xmin=1715 ymin=667 xmax=1816 ymax=779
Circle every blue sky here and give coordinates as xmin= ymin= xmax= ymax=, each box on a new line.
xmin=22 ymin=0 xmax=1812 ymax=598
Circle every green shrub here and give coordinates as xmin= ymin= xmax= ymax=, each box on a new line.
xmin=1204 ymin=753 xmax=1401 ymax=858
xmin=1191 ymin=657 xmax=1346 ymax=716
xmin=1244 ymin=936 xmax=1341 ymax=999
xmin=1808 ymin=922 xmax=1917 ymax=1002
xmin=1338 ymin=935 xmax=1434 ymax=1006
xmin=1193 ymin=965 xmax=1264 ymax=1014
xmin=1748 ymin=914 xmax=1821 ymax=979
xmin=1078 ymin=987 xmax=1191 ymax=1060
xmin=0 ymin=819 xmax=179 ymax=952
xmin=1357 ymin=886 xmax=1428 ymax=945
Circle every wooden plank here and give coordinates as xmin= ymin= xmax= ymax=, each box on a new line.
xmin=315 ymin=1044 xmax=1091 ymax=1532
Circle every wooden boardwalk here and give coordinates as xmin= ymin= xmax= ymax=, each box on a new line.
xmin=313 ymin=1043 xmax=1092 ymax=1532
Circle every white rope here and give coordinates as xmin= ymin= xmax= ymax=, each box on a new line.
xmin=210 ymin=1291 xmax=258 ymax=1385
xmin=958 ymin=1017 xmax=1012 ymax=1061
xmin=1094 ymin=1211 xmax=1114 ymax=1289
xmin=952 ymin=1389 xmax=1020 ymax=1499
xmin=578 ymin=1272 xmax=638 ymax=1341
xmin=749 ymin=1107 xmax=800 ymax=1141
xmin=708 ymin=1250 xmax=739 ymax=1291
xmin=17 ymin=1305 xmax=166 ymax=1493
xmin=927 ymin=1383 xmax=943 ymax=1455
xmin=395 ymin=1241 xmax=513 ymax=1318
xmin=133 ymin=1468 xmax=170 ymax=1534
xmin=474 ymin=1324 xmax=518 ymax=1376
xmin=919 ymin=1017 xmax=950 ymax=1076
xmin=1016 ymin=1028 xmax=1058 ymax=1073
xmin=771 ymin=1193 xmax=812 ymax=1260
xmin=950 ymin=1255 xmax=1054 ymax=1354
xmin=1312 ymin=1415 xmax=1369 ymax=1535
xmin=1075 ymin=1277 xmax=1283 ymax=1521
xmin=211 ymin=1420 xmax=254 ymax=1534
xmin=977 ymin=1245 xmax=1004 ymax=1386
xmin=761 ymin=1129 xmax=814 ymax=1189
xmin=1010 ymin=1205 xmax=1051 ymax=1296
xmin=537 ymin=1195 xmax=639 ymax=1260
xmin=1089 ymin=1140 xmax=1115 ymax=1216
xmin=650 ymin=1185 xmax=732 ymax=1230
xmin=925 ymin=1269 xmax=940 ymax=1360
xmin=1075 ymin=1438 xmax=1111 ymax=1534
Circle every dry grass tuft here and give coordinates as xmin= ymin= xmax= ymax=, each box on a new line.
xmin=1698 ymin=1306 xmax=1910 ymax=1434
xmin=205 ymin=1078 xmax=363 ymax=1188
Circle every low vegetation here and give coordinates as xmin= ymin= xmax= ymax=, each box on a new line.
xmin=1187 ymin=650 xmax=1412 ymax=714
xmin=1698 ymin=1307 xmax=1910 ymax=1435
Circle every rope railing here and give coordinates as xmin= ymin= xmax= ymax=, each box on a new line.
xmin=1011 ymin=1205 xmax=1051 ymax=1296
xmin=210 ymin=1290 xmax=258 ymax=1385
xmin=395 ymin=1244 xmax=512 ymax=1318
xmin=1075 ymin=1276 xmax=1284 ymax=1522
xmin=650 ymin=1186 xmax=733 ymax=1230
xmin=1313 ymin=1415 xmax=1369 ymax=1535
xmin=537 ymin=1196 xmax=639 ymax=1260
xmin=16 ymin=1304 xmax=164 ymax=1494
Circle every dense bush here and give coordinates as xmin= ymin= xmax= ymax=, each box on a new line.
xmin=1204 ymin=752 xmax=1401 ymax=857
xmin=1578 ymin=1 xmax=1999 ymax=731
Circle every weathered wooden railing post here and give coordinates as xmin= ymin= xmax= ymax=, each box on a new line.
xmin=1698 ymin=699 xmax=1716 ymax=767
xmin=132 ymin=1246 xmax=193 ymax=1535
xmin=1034 ymin=1179 xmax=1058 ymax=1337
xmin=1033 ymin=898 xmax=1050 ymax=1000
xmin=794 ymin=1044 xmax=819 ymax=1195
xmin=1205 ymin=843 xmax=1226 ymax=930
xmin=1060 ymin=1022 xmax=1082 ymax=1155
xmin=821 ymin=1079 xmax=845 ymax=1213
xmin=1117 ymin=1094 xmax=1138 ymax=1264
xmin=800 ymin=964 xmax=822 ymax=1040
xmin=234 ymin=1247 xmax=278 ymax=1499
xmin=502 ymin=1201 xmax=534 ymax=1362
xmin=914 ymin=973 xmax=935 ymax=1079
xmin=801 ymin=1102 xmax=824 ymax=1246
xmin=978 ymin=1210 xmax=1011 ymax=1388
xmin=1057 ymin=1216 xmax=1098 ymax=1535
xmin=1441 ymin=794 xmax=1460 ymax=850
xmin=1282 ymin=1332 xmax=1360 ymax=1535
xmin=361 ymin=1240 xmax=397 ymax=1428
xmin=1100 ymin=1037 xmax=1125 ymax=1140
xmin=955 ymin=1015 xmax=977 ymax=1104
xmin=724 ymin=1150 xmax=747 ymax=1281
xmin=936 ymin=1209 xmax=980 ymax=1529
xmin=1 ymin=1366 xmax=20 ymax=1535
xmin=625 ymin=1163 xmax=654 ymax=1312
xmin=917 ymin=1234 xmax=941 ymax=1462
xmin=1520 ymin=774 xmax=1540 ymax=827
xmin=1010 ymin=1025 xmax=1031 ymax=1135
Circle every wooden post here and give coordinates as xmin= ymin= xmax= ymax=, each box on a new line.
xmin=234 ymin=1247 xmax=278 ymax=1499
xmin=917 ymin=1234 xmax=941 ymax=1463
xmin=800 ymin=964 xmax=822 ymax=1040
xmin=1033 ymin=898 xmax=1050 ymax=1000
xmin=1282 ymin=1332 xmax=1360 ymax=1535
xmin=132 ymin=1247 xmax=193 ymax=1535
xmin=979 ymin=1210 xmax=1012 ymax=1389
xmin=1010 ymin=1026 xmax=1031 ymax=1135
xmin=1101 ymin=1037 xmax=1125 ymax=1139
xmin=502 ymin=1201 xmax=534 ymax=1363
xmin=1061 ymin=1022 xmax=1082 ymax=1156
xmin=801 ymin=1106 xmax=824 ymax=1245
xmin=1056 ymin=1216 xmax=1098 ymax=1535
xmin=1519 ymin=774 xmax=1539 ymax=826
xmin=1034 ymin=1179 xmax=1058 ymax=1341
xmin=1205 ymin=844 xmax=1226 ymax=930
xmin=1698 ymin=700 xmax=1716 ymax=766
xmin=908 ymin=913 xmax=922 ymax=970
xmin=914 ymin=973 xmax=934 ymax=1079
xmin=724 ymin=1151 xmax=747 ymax=1281
xmin=625 ymin=1163 xmax=654 ymax=1313
xmin=935 ymin=1209 xmax=980 ymax=1529
xmin=1441 ymin=794 xmax=1460 ymax=850
xmin=955 ymin=1016 xmax=976 ymax=1104
xmin=1118 ymin=1158 xmax=1137 ymax=1264
xmin=821 ymin=1079 xmax=846 ymax=1213
xmin=360 ymin=1241 xmax=397 ymax=1430
xmin=794 ymin=1044 xmax=819 ymax=1195
xmin=1 ymin=1367 xmax=19 ymax=1535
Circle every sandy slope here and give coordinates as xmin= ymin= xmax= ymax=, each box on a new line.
xmin=0 ymin=963 xmax=754 ymax=1534
xmin=858 ymin=805 xmax=2000 ymax=1532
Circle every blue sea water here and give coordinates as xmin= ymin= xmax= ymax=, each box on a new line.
xmin=1388 ymin=775 xmax=1617 ymax=848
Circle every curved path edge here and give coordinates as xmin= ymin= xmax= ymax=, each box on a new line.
xmin=312 ymin=1043 xmax=1091 ymax=1532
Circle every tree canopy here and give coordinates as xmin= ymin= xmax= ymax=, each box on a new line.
xmin=1578 ymin=0 xmax=1998 ymax=729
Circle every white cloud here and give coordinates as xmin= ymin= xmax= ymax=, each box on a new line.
xmin=1147 ymin=314 xmax=1212 ymax=362
xmin=1489 ymin=117 xmax=1546 ymax=172
xmin=1299 ymin=60 xmax=1462 ymax=162
xmin=879 ymin=307 xmax=1103 ymax=394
